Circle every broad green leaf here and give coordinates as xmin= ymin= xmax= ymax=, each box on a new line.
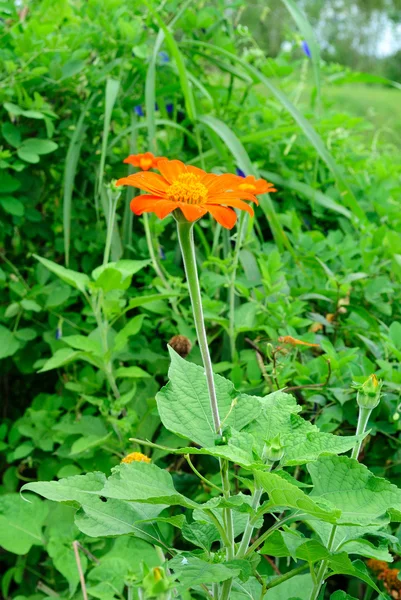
xmin=168 ymin=555 xmax=241 ymax=588
xmin=339 ymin=539 xmax=392 ymax=562
xmin=38 ymin=348 xmax=83 ymax=372
xmin=2 ymin=122 xmax=21 ymax=147
xmin=254 ymin=471 xmax=340 ymax=523
xmin=282 ymin=431 xmax=366 ymax=466
xmin=182 ymin=521 xmax=219 ymax=551
xmin=308 ymin=455 xmax=401 ymax=525
xmin=0 ymin=196 xmax=24 ymax=217
xmin=156 ymin=348 xmax=261 ymax=447
xmin=101 ymin=462 xmax=198 ymax=508
xmin=92 ymin=259 xmax=150 ymax=291
xmin=244 ymin=391 xmax=302 ymax=452
xmin=19 ymin=138 xmax=58 ymax=155
xmin=62 ymin=335 xmax=103 ymax=355
xmin=307 ymin=518 xmax=396 ymax=551
xmin=22 ymin=472 xmax=164 ymax=540
xmin=0 ymin=493 xmax=47 ymax=554
xmin=115 ymin=366 xmax=150 ymax=378
xmin=34 ymin=255 xmax=89 ymax=293
xmin=0 ymin=325 xmax=19 ymax=359
xmin=265 ymin=574 xmax=313 ymax=600
xmin=330 ymin=593 xmax=358 ymax=600
xmin=295 ymin=539 xmax=331 ymax=562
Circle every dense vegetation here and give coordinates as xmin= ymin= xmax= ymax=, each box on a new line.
xmin=1 ymin=1 xmax=401 ymax=599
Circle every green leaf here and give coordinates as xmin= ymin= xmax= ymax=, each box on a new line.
xmin=295 ymin=539 xmax=330 ymax=562
xmin=62 ymin=335 xmax=103 ymax=355
xmin=327 ymin=556 xmax=380 ymax=592
xmin=113 ymin=315 xmax=145 ymax=353
xmin=282 ymin=430 xmax=366 ymax=466
xmin=339 ymin=539 xmax=392 ymax=562
xmin=0 ymin=171 xmax=21 ymax=192
xmin=308 ymin=455 xmax=401 ymax=525
xmin=330 ymin=592 xmax=358 ymax=600
xmin=0 ymin=325 xmax=19 ymax=359
xmin=38 ymin=348 xmax=83 ymax=372
xmin=182 ymin=521 xmax=219 ymax=551
xmin=168 ymin=555 xmax=241 ymax=588
xmin=0 ymin=493 xmax=47 ymax=554
xmin=20 ymin=299 xmax=41 ymax=312
xmin=92 ymin=260 xmax=150 ymax=291
xmin=34 ymin=255 xmax=89 ymax=293
xmin=156 ymin=347 xmax=261 ymax=447
xmin=0 ymin=196 xmax=24 ymax=217
xmin=264 ymin=574 xmax=313 ymax=600
xmin=47 ymin=536 xmax=87 ymax=595
xmin=19 ymin=138 xmax=58 ymax=155
xmin=101 ymin=462 xmax=198 ymax=508
xmin=115 ymin=366 xmax=150 ymax=379
xmin=2 ymin=122 xmax=21 ymax=147
xmin=17 ymin=148 xmax=40 ymax=163
xmin=254 ymin=471 xmax=340 ymax=523
xmin=22 ymin=472 xmax=164 ymax=540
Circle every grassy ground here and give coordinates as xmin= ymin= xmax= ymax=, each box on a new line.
xmin=323 ymin=83 xmax=401 ymax=145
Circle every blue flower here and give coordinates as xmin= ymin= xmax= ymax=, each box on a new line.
xmin=134 ymin=105 xmax=144 ymax=117
xmin=301 ymin=40 xmax=311 ymax=59
xmin=159 ymin=51 xmax=169 ymax=63
xmin=236 ymin=168 xmax=246 ymax=178
xmin=155 ymin=102 xmax=159 ymax=111
xmin=166 ymin=103 xmax=174 ymax=114
xmin=159 ymin=246 xmax=166 ymax=260
xmin=55 ymin=327 xmax=62 ymax=340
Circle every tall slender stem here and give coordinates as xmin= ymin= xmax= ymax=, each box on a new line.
xmin=143 ymin=213 xmax=172 ymax=291
xmin=351 ymin=407 xmax=372 ymax=460
xmin=309 ymin=525 xmax=337 ymax=600
xmin=176 ymin=218 xmax=221 ymax=433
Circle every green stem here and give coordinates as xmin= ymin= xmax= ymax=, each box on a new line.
xmin=103 ymin=188 xmax=119 ymax=266
xmin=236 ymin=486 xmax=264 ymax=558
xmin=309 ymin=525 xmax=337 ymax=600
xmin=351 ymin=407 xmax=372 ymax=460
xmin=245 ymin=513 xmax=303 ymax=557
xmin=229 ymin=212 xmax=247 ymax=360
xmin=265 ymin=563 xmax=310 ymax=591
xmin=176 ymin=218 xmax=222 ymax=433
xmin=143 ymin=213 xmax=172 ymax=291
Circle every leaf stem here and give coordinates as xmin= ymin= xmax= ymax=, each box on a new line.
xmin=265 ymin=563 xmax=310 ymax=590
xmin=228 ymin=212 xmax=247 ymax=360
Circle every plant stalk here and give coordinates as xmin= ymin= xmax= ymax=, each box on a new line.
xmin=228 ymin=211 xmax=247 ymax=360
xmin=351 ymin=406 xmax=372 ymax=460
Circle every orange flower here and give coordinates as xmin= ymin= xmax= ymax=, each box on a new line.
xmin=278 ymin=336 xmax=320 ymax=348
xmin=230 ymin=174 xmax=277 ymax=195
xmin=123 ymin=152 xmax=166 ymax=171
xmin=116 ymin=158 xmax=271 ymax=229
xmin=121 ymin=452 xmax=151 ymax=464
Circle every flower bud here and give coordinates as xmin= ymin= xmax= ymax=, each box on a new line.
xmin=263 ymin=435 xmax=285 ymax=463
xmin=353 ymin=374 xmax=383 ymax=410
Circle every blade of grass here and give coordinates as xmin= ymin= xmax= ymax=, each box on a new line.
xmin=182 ymin=40 xmax=366 ymax=223
xmin=281 ymin=0 xmax=321 ymax=113
xmin=96 ymin=78 xmax=120 ymax=218
xmin=100 ymin=186 xmax=123 ymax=262
xmin=63 ymin=95 xmax=94 ymax=266
xmin=122 ymin=111 xmax=137 ymax=253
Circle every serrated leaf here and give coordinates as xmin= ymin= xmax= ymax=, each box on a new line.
xmin=254 ymin=471 xmax=340 ymax=523
xmin=308 ymin=455 xmax=401 ymax=525
xmin=22 ymin=472 xmax=164 ymax=540
xmin=38 ymin=348 xmax=83 ymax=372
xmin=168 ymin=555 xmax=241 ymax=588
xmin=282 ymin=430 xmax=367 ymax=466
xmin=156 ymin=348 xmax=261 ymax=447
xmin=101 ymin=462 xmax=198 ymax=508
xmin=327 ymin=556 xmax=380 ymax=592
xmin=264 ymin=574 xmax=313 ymax=599
xmin=113 ymin=314 xmax=145 ymax=353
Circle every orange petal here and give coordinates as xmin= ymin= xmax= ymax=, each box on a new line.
xmin=208 ymin=191 xmax=259 ymax=206
xmin=186 ymin=165 xmax=208 ymax=178
xmin=157 ymin=159 xmax=186 ymax=183
xmin=117 ymin=172 xmax=169 ymax=195
xmin=130 ymin=196 xmax=176 ymax=219
xmin=207 ymin=205 xmax=237 ymax=229
xmin=207 ymin=197 xmax=254 ymax=216
xmin=178 ymin=203 xmax=207 ymax=222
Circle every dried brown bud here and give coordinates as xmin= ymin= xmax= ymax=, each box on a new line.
xmin=168 ymin=334 xmax=192 ymax=358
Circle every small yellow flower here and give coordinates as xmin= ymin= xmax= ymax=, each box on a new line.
xmin=121 ymin=452 xmax=151 ymax=464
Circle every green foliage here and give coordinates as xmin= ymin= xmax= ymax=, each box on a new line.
xmin=2 ymin=0 xmax=401 ymax=599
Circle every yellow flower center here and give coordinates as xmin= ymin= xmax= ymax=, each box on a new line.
xmin=238 ymin=182 xmax=256 ymax=192
xmin=167 ymin=173 xmax=208 ymax=205
xmin=121 ymin=452 xmax=151 ymax=464
xmin=140 ymin=157 xmax=153 ymax=170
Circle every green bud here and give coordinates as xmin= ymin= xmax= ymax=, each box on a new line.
xmin=143 ymin=566 xmax=170 ymax=595
xmin=263 ymin=435 xmax=285 ymax=463
xmin=353 ymin=374 xmax=383 ymax=409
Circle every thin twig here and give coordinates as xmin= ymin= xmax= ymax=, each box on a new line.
xmin=284 ymin=360 xmax=331 ymax=392
xmin=263 ymin=555 xmax=281 ymax=575
xmin=73 ymin=541 xmax=88 ymax=600
xmin=76 ymin=541 xmax=100 ymax=564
